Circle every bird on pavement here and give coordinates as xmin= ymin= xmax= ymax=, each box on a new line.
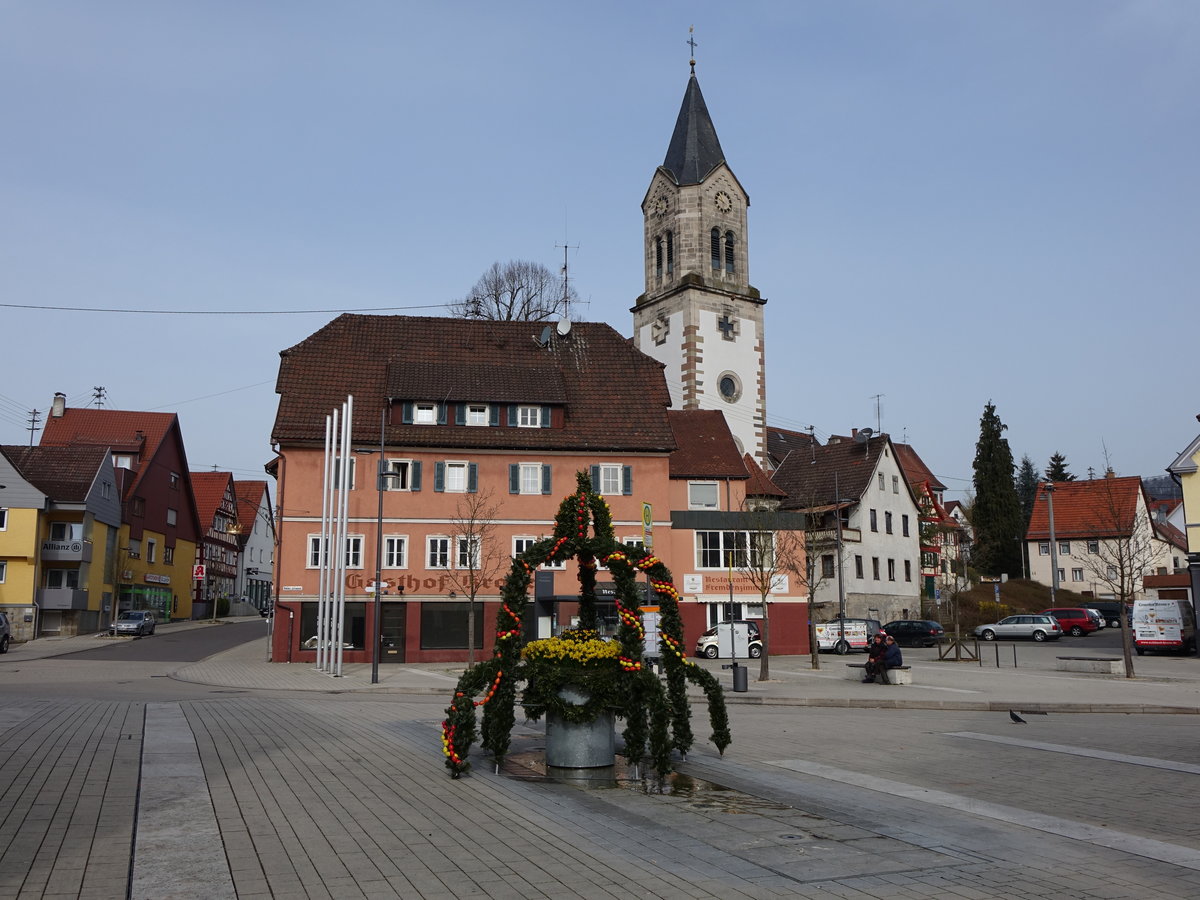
xmin=1009 ymin=710 xmax=1027 ymax=724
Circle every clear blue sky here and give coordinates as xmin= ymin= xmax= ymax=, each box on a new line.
xmin=1 ymin=1 xmax=1195 ymax=498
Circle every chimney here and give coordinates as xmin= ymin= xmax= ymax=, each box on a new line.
xmin=51 ymin=392 xmax=66 ymax=418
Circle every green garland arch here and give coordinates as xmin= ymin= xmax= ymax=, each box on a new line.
xmin=440 ymin=471 xmax=731 ymax=778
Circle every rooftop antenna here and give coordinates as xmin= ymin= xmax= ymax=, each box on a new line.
xmin=26 ymin=408 xmax=42 ymax=446
xmin=555 ymin=240 xmax=577 ymax=335
xmin=807 ymin=424 xmax=816 ymax=464
xmin=870 ymin=394 xmax=884 ymax=434
xmin=688 ymin=25 xmax=698 ymax=74
xmin=92 ymin=386 xmax=107 ymax=409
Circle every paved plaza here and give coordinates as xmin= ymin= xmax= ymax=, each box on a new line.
xmin=2 ymin=621 xmax=1199 ymax=899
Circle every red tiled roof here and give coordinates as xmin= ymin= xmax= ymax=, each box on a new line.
xmin=235 ymin=480 xmax=270 ymax=522
xmin=765 ymin=425 xmax=818 ymax=468
xmin=742 ymin=453 xmax=786 ymax=497
xmin=190 ymin=471 xmax=235 ymax=529
xmin=667 ymin=410 xmax=745 ymax=478
xmin=772 ymin=434 xmax=890 ymax=509
xmin=272 ymin=315 xmax=675 ymax=452
xmin=1026 ymin=477 xmax=1143 ymax=540
xmin=893 ymin=443 xmax=945 ymax=492
xmin=1154 ymin=519 xmax=1187 ymax=551
xmin=39 ymin=407 xmax=180 ymax=500
xmin=0 ymin=445 xmax=110 ymax=502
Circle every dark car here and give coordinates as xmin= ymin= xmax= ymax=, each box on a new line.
xmin=1040 ymin=607 xmax=1099 ymax=637
xmin=881 ymin=619 xmax=945 ymax=647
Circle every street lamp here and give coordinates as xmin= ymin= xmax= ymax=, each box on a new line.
xmin=1044 ymin=483 xmax=1058 ymax=605
xmin=371 ymin=408 xmax=405 ymax=685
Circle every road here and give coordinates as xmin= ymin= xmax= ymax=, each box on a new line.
xmin=1 ymin=623 xmax=1198 ymax=899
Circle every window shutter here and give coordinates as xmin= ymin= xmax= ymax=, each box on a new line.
xmin=541 ymin=464 xmax=552 ymax=494
xmin=401 ymin=402 xmax=414 ymax=425
xmin=541 ymin=405 xmax=552 ymax=428
xmin=437 ymin=403 xmax=448 ymax=425
xmin=507 ymin=405 xmax=517 ymax=427
xmin=622 ymin=465 xmax=633 ymax=495
xmin=467 ymin=463 xmax=478 ymax=493
xmin=509 ymin=464 xmax=520 ymax=494
xmin=434 ymin=462 xmax=445 ymax=492
xmin=590 ymin=465 xmax=600 ymax=492
xmin=410 ymin=461 xmax=422 ymax=491
xmin=455 ymin=404 xmax=465 ymax=426
xmin=489 ymin=405 xmax=500 ymax=427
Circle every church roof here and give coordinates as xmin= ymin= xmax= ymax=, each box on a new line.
xmin=662 ymin=73 xmax=726 ymax=186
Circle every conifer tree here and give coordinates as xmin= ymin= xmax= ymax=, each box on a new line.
xmin=1016 ymin=454 xmax=1040 ymax=528
xmin=1045 ymin=452 xmax=1076 ymax=482
xmin=971 ymin=402 xmax=1023 ymax=577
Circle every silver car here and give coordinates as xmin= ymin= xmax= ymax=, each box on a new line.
xmin=975 ymin=614 xmax=1062 ymax=642
xmin=111 ymin=610 xmax=157 ymax=636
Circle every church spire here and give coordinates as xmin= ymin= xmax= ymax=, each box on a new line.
xmin=661 ymin=71 xmax=725 ymax=186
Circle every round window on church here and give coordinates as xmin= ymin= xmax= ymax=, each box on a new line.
xmin=718 ymin=372 xmax=742 ymax=404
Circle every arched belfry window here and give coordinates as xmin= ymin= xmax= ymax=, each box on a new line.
xmin=710 ymin=228 xmax=721 ymax=270
xmin=655 ymin=237 xmax=663 ymax=280
xmin=666 ymin=231 xmax=674 ymax=275
xmin=724 ymin=231 xmax=736 ymax=274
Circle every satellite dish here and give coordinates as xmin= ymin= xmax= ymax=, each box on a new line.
xmin=854 ymin=428 xmax=874 ymax=443
xmin=533 ymin=325 xmax=552 ymax=348
xmin=556 ymin=316 xmax=571 ymax=336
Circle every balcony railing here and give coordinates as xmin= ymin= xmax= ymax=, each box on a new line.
xmin=41 ymin=539 xmax=93 ymax=563
xmin=37 ymin=588 xmax=89 ymax=610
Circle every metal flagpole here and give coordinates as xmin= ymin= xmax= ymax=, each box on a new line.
xmin=317 ymin=409 xmax=335 ymax=672
xmin=334 ymin=396 xmax=353 ymax=677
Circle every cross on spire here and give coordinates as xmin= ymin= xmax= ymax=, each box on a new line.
xmin=687 ymin=25 xmax=697 ymax=73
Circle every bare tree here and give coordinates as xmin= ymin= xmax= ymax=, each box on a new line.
xmin=443 ymin=489 xmax=505 ymax=663
xmin=732 ymin=502 xmax=807 ymax=681
xmin=450 ymin=260 xmax=579 ymax=322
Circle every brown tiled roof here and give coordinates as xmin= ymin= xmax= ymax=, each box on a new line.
xmin=190 ymin=471 xmax=235 ymax=529
xmin=0 ymin=445 xmax=109 ymax=502
xmin=893 ymin=442 xmax=945 ymax=492
xmin=772 ymin=435 xmax=889 ymax=510
xmin=1154 ymin=519 xmax=1187 ymax=551
xmin=667 ymin=410 xmax=745 ymax=478
xmin=742 ymin=453 xmax=786 ymax=498
xmin=1026 ymin=477 xmax=1143 ymax=540
xmin=235 ymin=480 xmax=270 ymax=523
xmin=272 ymin=315 xmax=675 ymax=452
xmin=39 ymin=408 xmax=180 ymax=499
xmin=765 ymin=425 xmax=818 ymax=468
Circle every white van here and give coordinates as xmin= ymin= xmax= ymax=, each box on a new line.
xmin=813 ymin=621 xmax=869 ymax=654
xmin=1132 ymin=598 xmax=1197 ymax=656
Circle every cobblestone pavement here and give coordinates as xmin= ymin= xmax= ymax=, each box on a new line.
xmin=1 ymin=622 xmax=1198 ymax=898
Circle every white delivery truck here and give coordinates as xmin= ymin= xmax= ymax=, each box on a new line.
xmin=813 ymin=620 xmax=869 ymax=654
xmin=1132 ymin=598 xmax=1197 ymax=656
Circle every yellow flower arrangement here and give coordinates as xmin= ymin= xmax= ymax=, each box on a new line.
xmin=522 ymin=629 xmax=621 ymax=667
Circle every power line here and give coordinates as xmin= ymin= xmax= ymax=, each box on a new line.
xmin=0 ymin=301 xmax=454 ymax=316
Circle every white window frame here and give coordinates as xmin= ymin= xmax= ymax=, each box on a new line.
xmin=384 ymin=536 xmax=407 ymax=569
xmin=164 ymin=546 xmax=174 ymax=564
xmin=1038 ymin=541 xmax=1050 ymax=556
xmin=1057 ymin=568 xmax=1066 ymax=583
xmin=113 ymin=454 xmax=134 ymax=469
xmin=444 ymin=461 xmax=468 ymax=493
xmin=1071 ymin=568 xmax=1084 ymax=582
xmin=0 ymin=508 xmax=6 ymax=530
xmin=688 ymin=481 xmax=719 ymax=510
xmin=384 ymin=459 xmax=413 ymax=491
xmin=623 ymin=536 xmax=645 ymax=550
xmin=887 ymin=559 xmax=896 ymax=581
xmin=514 ymin=536 xmax=538 ymax=557
xmin=1087 ymin=540 xmax=1100 ymax=554
xmin=518 ymin=463 xmax=543 ymax=495
xmin=427 ymin=536 xmax=450 ymax=569
xmin=147 ymin=539 xmax=157 ymax=564
xmin=597 ymin=464 xmax=623 ymax=496
xmin=457 ymin=535 xmax=481 ymax=569
xmin=0 ymin=560 xmax=5 ymax=583
xmin=414 ymin=403 xmax=437 ymax=425
xmin=695 ymin=530 xmax=767 ymax=569
xmin=306 ymin=534 xmax=364 ymax=569
xmin=892 ymin=475 xmax=899 ymax=494
xmin=166 ymin=508 xmax=178 ymax=527
xmin=465 ymin=404 xmax=489 ymax=426
xmin=1058 ymin=541 xmax=1071 ymax=556
xmin=516 ymin=405 xmax=543 ymax=428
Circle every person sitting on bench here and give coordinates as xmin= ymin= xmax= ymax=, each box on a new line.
xmin=863 ymin=633 xmax=887 ymax=682
xmin=876 ymin=635 xmax=903 ymax=685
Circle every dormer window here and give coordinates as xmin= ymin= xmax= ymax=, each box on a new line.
xmin=113 ymin=454 xmax=134 ymax=469
xmin=465 ymin=404 xmax=488 ymax=426
xmin=517 ymin=406 xmax=543 ymax=428
xmin=414 ymin=403 xmax=437 ymax=425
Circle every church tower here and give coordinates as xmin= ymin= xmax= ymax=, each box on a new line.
xmin=632 ymin=62 xmax=767 ymax=463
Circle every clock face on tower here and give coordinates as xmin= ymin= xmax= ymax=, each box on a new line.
xmin=652 ymin=194 xmax=669 ymax=216
xmin=714 ymin=190 xmax=732 ymax=213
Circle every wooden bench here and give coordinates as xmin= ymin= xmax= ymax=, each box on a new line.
xmin=845 ymin=663 xmax=913 ymax=685
xmin=1055 ymin=656 xmax=1126 ymax=676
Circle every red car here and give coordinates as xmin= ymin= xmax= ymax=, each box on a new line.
xmin=1041 ymin=607 xmax=1100 ymax=637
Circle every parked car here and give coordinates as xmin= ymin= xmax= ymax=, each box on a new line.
xmin=1084 ymin=608 xmax=1105 ymax=629
xmin=813 ymin=620 xmax=869 ymax=654
xmin=1040 ymin=607 xmax=1099 ymax=637
xmin=111 ymin=610 xmax=156 ymax=636
xmin=0 ymin=612 xmax=11 ymax=653
xmin=1132 ymin=598 xmax=1197 ymax=656
xmin=695 ymin=621 xmax=763 ymax=659
xmin=974 ymin=614 xmax=1062 ymax=642
xmin=1087 ymin=601 xmax=1129 ymax=629
xmin=881 ymin=620 xmax=945 ymax=647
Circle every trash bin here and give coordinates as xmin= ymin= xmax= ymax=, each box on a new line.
xmin=731 ymin=663 xmax=748 ymax=692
